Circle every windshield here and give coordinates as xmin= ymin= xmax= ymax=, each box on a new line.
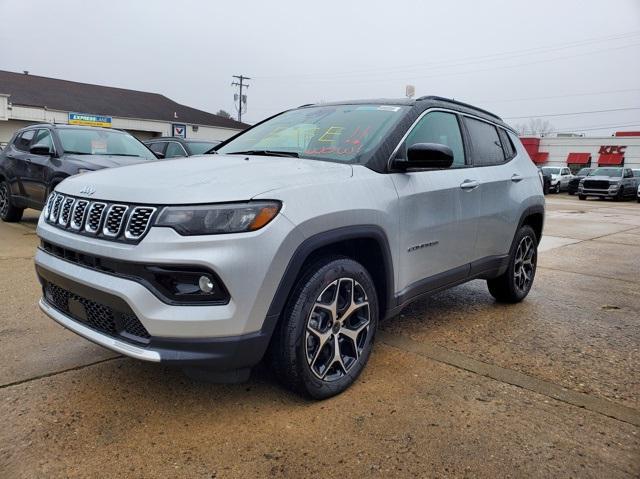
xmin=58 ymin=128 xmax=156 ymax=159
xmin=633 ymin=170 xmax=640 ymax=177
xmin=216 ymin=104 xmax=409 ymax=163
xmin=188 ymin=141 xmax=219 ymax=155
xmin=576 ymin=168 xmax=592 ymax=176
xmin=589 ymin=167 xmax=622 ymax=177
xmin=541 ymin=167 xmax=561 ymax=174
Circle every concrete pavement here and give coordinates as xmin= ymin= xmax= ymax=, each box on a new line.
xmin=1 ymin=197 xmax=639 ymax=478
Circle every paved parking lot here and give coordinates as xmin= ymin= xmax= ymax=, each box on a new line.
xmin=1 ymin=196 xmax=639 ymax=478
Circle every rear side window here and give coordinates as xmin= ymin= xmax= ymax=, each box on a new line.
xmin=497 ymin=128 xmax=516 ymax=160
xmin=14 ymin=130 xmax=35 ymax=151
xmin=464 ymin=118 xmax=505 ymax=166
xmin=403 ymin=111 xmax=466 ymax=167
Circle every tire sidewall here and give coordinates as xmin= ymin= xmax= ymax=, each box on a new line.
xmin=0 ymin=180 xmax=12 ymax=220
xmin=287 ymin=258 xmax=379 ymax=399
xmin=505 ymin=225 xmax=538 ymax=301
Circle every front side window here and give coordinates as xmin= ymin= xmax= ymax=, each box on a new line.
xmin=147 ymin=142 xmax=166 ymax=156
xmin=14 ymin=129 xmax=35 ymax=151
xmin=32 ymin=129 xmax=53 ymax=149
xmin=57 ymin=128 xmax=155 ymax=160
xmin=165 ymin=142 xmax=187 ymax=158
xmin=217 ymin=104 xmax=409 ymax=164
xmin=464 ymin=117 xmax=505 ymax=166
xmin=401 ymin=111 xmax=465 ymax=167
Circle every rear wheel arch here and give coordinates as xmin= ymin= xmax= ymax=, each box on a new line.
xmin=518 ymin=206 xmax=544 ymax=244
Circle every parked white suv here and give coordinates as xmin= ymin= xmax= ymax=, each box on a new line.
xmin=35 ymin=97 xmax=545 ymax=398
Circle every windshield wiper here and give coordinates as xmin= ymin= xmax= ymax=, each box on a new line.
xmin=226 ymin=150 xmax=299 ymax=158
xmin=104 ymin=153 xmax=142 ymax=157
xmin=63 ymin=150 xmax=91 ymax=155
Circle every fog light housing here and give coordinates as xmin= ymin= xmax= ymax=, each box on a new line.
xmin=145 ymin=266 xmax=229 ymax=304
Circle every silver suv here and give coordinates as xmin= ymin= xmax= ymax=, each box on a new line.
xmin=35 ymin=97 xmax=544 ymax=398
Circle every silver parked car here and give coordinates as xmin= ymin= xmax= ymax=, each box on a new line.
xmin=541 ymin=166 xmax=573 ymax=193
xmin=34 ymin=97 xmax=544 ymax=398
xmin=578 ymin=167 xmax=638 ymax=201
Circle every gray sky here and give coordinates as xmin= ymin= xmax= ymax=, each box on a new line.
xmin=1 ymin=0 xmax=639 ymax=135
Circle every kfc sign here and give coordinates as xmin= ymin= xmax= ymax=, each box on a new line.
xmin=598 ymin=145 xmax=627 ymax=155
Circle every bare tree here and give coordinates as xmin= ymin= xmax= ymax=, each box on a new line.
xmin=513 ymin=118 xmax=555 ymax=136
xmin=216 ymin=109 xmax=232 ymax=119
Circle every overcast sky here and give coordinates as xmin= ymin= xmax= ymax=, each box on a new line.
xmin=1 ymin=0 xmax=639 ymax=135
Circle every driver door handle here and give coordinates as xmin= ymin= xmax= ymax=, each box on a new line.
xmin=460 ymin=179 xmax=479 ymax=190
xmin=511 ymin=173 xmax=524 ymax=182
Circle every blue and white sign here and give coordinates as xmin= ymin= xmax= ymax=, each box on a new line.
xmin=172 ymin=124 xmax=187 ymax=138
xmin=68 ymin=112 xmax=112 ymax=128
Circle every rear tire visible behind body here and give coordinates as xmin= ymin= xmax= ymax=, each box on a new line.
xmin=487 ymin=225 xmax=538 ymax=303
xmin=268 ymin=256 xmax=379 ymax=399
xmin=0 ymin=180 xmax=24 ymax=222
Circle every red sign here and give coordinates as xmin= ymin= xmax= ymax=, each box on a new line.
xmin=598 ymin=145 xmax=627 ymax=155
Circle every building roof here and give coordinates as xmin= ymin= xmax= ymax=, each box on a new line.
xmin=0 ymin=70 xmax=249 ymax=130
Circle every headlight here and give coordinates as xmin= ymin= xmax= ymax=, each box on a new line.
xmin=155 ymin=201 xmax=280 ymax=235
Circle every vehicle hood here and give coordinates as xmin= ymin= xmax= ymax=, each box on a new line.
xmin=56 ymin=154 xmax=354 ymax=204
xmin=64 ymin=154 xmax=151 ymax=169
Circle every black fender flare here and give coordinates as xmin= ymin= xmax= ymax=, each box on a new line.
xmin=265 ymin=225 xmax=395 ymax=325
xmin=517 ymin=204 xmax=545 ymax=240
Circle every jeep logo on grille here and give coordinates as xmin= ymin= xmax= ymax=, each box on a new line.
xmin=79 ymin=186 xmax=96 ymax=196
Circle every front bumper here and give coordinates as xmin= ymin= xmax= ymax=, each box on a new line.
xmin=36 ymin=254 xmax=276 ymax=369
xmin=35 ymin=212 xmax=304 ymax=368
xmin=579 ymin=188 xmax=617 ymax=197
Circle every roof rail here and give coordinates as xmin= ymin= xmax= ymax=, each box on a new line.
xmin=297 ymin=103 xmax=315 ymax=108
xmin=416 ymin=95 xmax=502 ymax=121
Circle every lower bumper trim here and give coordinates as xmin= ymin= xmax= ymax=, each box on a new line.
xmin=39 ymin=297 xmax=277 ymax=369
xmin=40 ymin=298 xmax=161 ymax=362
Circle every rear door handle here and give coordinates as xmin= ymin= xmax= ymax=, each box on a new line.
xmin=460 ymin=179 xmax=479 ymax=190
xmin=511 ymin=173 xmax=524 ymax=182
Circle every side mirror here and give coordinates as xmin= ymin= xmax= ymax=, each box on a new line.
xmin=154 ymin=151 xmax=165 ymax=159
xmin=30 ymin=143 xmax=53 ymax=156
xmin=393 ymin=143 xmax=454 ymax=171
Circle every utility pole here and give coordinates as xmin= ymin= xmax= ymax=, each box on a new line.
xmin=232 ymin=75 xmax=250 ymax=122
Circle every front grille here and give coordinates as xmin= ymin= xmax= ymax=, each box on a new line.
xmin=125 ymin=207 xmax=156 ymax=239
xmin=103 ymin=205 xmax=128 ymax=237
xmin=85 ymin=202 xmax=106 ymax=233
xmin=583 ymin=180 xmax=610 ymax=189
xmin=70 ymin=200 xmax=89 ymax=230
xmin=44 ymin=193 xmax=157 ymax=243
xmin=50 ymin=194 xmax=65 ymax=222
xmin=43 ymin=280 xmax=150 ymax=343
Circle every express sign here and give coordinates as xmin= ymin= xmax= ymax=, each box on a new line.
xmin=598 ymin=145 xmax=627 ymax=155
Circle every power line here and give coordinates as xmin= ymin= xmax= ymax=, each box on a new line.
xmin=476 ymin=88 xmax=640 ymax=104
xmin=232 ymin=75 xmax=250 ymax=122
xmin=253 ymin=30 xmax=640 ymax=81
xmin=517 ymin=121 xmax=640 ymax=134
xmin=504 ymin=106 xmax=640 ymax=120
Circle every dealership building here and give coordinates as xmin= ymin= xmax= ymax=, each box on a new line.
xmin=0 ymin=70 xmax=248 ymax=148
xmin=522 ymin=132 xmax=640 ymax=173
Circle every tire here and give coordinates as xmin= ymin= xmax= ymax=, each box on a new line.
xmin=0 ymin=180 xmax=24 ymax=222
xmin=579 ymin=195 xmax=586 ymax=201
xmin=487 ymin=225 xmax=538 ymax=303
xmin=268 ymin=256 xmax=379 ymax=399
xmin=614 ymin=187 xmax=624 ymax=202
xmin=568 ymin=191 xmax=574 ymax=196
xmin=553 ymin=184 xmax=560 ymax=194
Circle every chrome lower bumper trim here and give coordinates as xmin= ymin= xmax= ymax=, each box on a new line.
xmin=39 ymin=298 xmax=161 ymax=362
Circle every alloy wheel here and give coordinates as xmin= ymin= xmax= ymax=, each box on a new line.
xmin=513 ymin=235 xmax=536 ymax=293
xmin=305 ymin=277 xmax=370 ymax=382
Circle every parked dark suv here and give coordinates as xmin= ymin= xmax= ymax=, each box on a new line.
xmin=567 ymin=167 xmax=594 ymax=195
xmin=0 ymin=124 xmax=156 ymax=222
xmin=144 ymin=137 xmax=220 ymax=159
